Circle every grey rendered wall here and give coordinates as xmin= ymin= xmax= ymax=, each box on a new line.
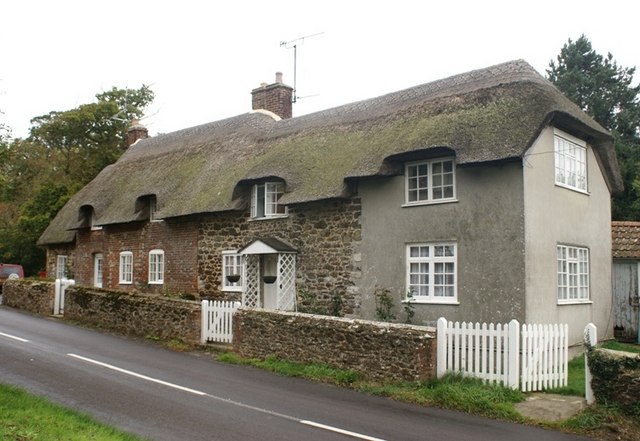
xmin=356 ymin=161 xmax=526 ymax=326
xmin=523 ymin=126 xmax=614 ymax=347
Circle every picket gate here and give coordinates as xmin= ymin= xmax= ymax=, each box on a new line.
xmin=201 ymin=300 xmax=240 ymax=344
xmin=437 ymin=317 xmax=568 ymax=391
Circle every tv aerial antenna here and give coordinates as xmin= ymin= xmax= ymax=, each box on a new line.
xmin=280 ymin=32 xmax=323 ymax=103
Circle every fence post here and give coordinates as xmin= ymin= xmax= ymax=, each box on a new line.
xmin=200 ymin=300 xmax=209 ymax=345
xmin=508 ymin=319 xmax=520 ymax=390
xmin=584 ymin=323 xmax=597 ymax=405
xmin=437 ymin=317 xmax=447 ymax=378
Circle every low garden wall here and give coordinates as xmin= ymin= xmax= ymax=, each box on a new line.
xmin=233 ymin=309 xmax=437 ymax=381
xmin=64 ymin=287 xmax=201 ymax=344
xmin=588 ymin=348 xmax=640 ymax=411
xmin=2 ymin=279 xmax=55 ymax=315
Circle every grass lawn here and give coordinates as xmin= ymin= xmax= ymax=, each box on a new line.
xmin=0 ymin=384 xmax=145 ymax=441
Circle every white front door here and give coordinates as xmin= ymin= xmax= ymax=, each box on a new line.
xmin=94 ymin=253 xmax=103 ymax=288
xmin=261 ymin=254 xmax=278 ymax=309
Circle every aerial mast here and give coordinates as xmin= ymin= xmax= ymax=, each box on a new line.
xmin=280 ymin=32 xmax=323 ymax=104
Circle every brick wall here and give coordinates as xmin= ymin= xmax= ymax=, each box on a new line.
xmin=233 ymin=308 xmax=437 ymax=382
xmin=198 ymin=198 xmax=362 ymax=313
xmin=3 ymin=279 xmax=54 ymax=315
xmin=72 ymin=218 xmax=198 ymax=295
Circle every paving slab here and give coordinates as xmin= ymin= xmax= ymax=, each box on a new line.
xmin=515 ymin=393 xmax=586 ymax=421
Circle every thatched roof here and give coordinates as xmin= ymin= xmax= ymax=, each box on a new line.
xmin=38 ymin=60 xmax=623 ymax=246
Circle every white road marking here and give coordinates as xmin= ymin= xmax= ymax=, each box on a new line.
xmin=68 ymin=353 xmax=385 ymax=440
xmin=67 ymin=353 xmax=207 ymax=396
xmin=301 ymin=420 xmax=387 ymax=441
xmin=0 ymin=331 xmax=29 ymax=342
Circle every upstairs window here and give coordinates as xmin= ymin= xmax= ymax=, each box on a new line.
xmin=149 ymin=196 xmax=160 ymax=222
xmin=251 ymin=182 xmax=287 ymax=219
xmin=148 ymin=250 xmax=164 ymax=284
xmin=554 ymin=130 xmax=587 ymax=192
xmin=119 ymin=251 xmax=133 ymax=284
xmin=405 ymin=159 xmax=456 ymax=205
xmin=222 ymin=251 xmax=244 ymax=292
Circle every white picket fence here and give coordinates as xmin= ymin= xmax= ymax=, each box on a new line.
xmin=436 ymin=317 xmax=568 ymax=391
xmin=200 ymin=300 xmax=240 ymax=344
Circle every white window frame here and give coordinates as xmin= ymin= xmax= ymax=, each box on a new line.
xmin=250 ymin=182 xmax=287 ymax=219
xmin=404 ymin=158 xmax=456 ymax=206
xmin=222 ymin=251 xmax=244 ymax=292
xmin=405 ymin=243 xmax=458 ymax=304
xmin=90 ymin=209 xmax=102 ymax=231
xmin=148 ymin=249 xmax=164 ymax=284
xmin=94 ymin=253 xmax=103 ymax=288
xmin=149 ymin=196 xmax=161 ymax=222
xmin=56 ymin=255 xmax=68 ymax=279
xmin=119 ymin=251 xmax=133 ymax=285
xmin=557 ymin=244 xmax=590 ymax=304
xmin=554 ymin=129 xmax=588 ymax=193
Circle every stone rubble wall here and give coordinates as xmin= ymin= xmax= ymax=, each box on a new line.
xmin=233 ymin=308 xmax=436 ymax=382
xmin=589 ymin=348 xmax=640 ymax=410
xmin=64 ymin=286 xmax=201 ymax=344
xmin=2 ymin=279 xmax=55 ymax=315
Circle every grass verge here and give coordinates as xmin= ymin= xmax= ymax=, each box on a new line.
xmin=0 ymin=384 xmax=145 ymax=441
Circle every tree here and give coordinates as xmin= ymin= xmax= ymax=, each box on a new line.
xmin=28 ymin=85 xmax=154 ymax=186
xmin=547 ymin=35 xmax=640 ymax=219
xmin=0 ymin=85 xmax=154 ymax=275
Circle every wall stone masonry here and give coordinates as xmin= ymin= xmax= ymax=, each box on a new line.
xmin=198 ymin=198 xmax=362 ymax=314
xmin=589 ymin=348 xmax=640 ymax=410
xmin=64 ymin=286 xmax=201 ymax=344
xmin=2 ymin=279 xmax=55 ymax=315
xmin=233 ymin=308 xmax=436 ymax=381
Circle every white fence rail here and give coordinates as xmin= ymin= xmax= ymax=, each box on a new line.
xmin=201 ymin=300 xmax=240 ymax=344
xmin=437 ymin=317 xmax=568 ymax=391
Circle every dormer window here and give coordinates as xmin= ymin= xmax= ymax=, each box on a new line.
xmin=149 ymin=195 xmax=160 ymax=222
xmin=90 ymin=209 xmax=102 ymax=231
xmin=554 ymin=129 xmax=587 ymax=193
xmin=405 ymin=158 xmax=456 ymax=205
xmin=251 ymin=182 xmax=287 ymax=219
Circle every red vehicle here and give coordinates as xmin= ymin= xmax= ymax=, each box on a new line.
xmin=0 ymin=264 xmax=24 ymax=292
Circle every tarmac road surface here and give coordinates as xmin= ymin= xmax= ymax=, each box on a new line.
xmin=0 ymin=307 xmax=593 ymax=441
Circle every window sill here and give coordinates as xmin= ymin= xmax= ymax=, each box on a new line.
xmin=402 ymin=199 xmax=458 ymax=208
xmin=148 ymin=281 xmax=164 ymax=285
xmin=119 ymin=281 xmax=132 ymax=285
xmin=557 ymin=300 xmax=593 ymax=306
xmin=554 ymin=183 xmax=590 ymax=195
xmin=222 ymin=287 xmax=243 ymax=293
xmin=249 ymin=215 xmax=289 ymax=221
xmin=402 ymin=299 xmax=460 ymax=305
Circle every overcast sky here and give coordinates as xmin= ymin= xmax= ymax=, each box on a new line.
xmin=2 ymin=0 xmax=639 ymax=139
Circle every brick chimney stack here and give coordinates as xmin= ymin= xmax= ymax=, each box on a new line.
xmin=124 ymin=119 xmax=149 ymax=148
xmin=251 ymin=72 xmax=293 ymax=119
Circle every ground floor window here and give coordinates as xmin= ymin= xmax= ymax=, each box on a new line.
xmin=222 ymin=251 xmax=243 ymax=292
xmin=148 ymin=250 xmax=164 ymax=284
xmin=55 ymin=255 xmax=68 ymax=279
xmin=119 ymin=251 xmax=133 ymax=284
xmin=406 ymin=243 xmax=457 ymax=303
xmin=557 ymin=244 xmax=589 ymax=302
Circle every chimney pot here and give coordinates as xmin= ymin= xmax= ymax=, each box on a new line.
xmin=275 ymin=72 xmax=283 ymax=84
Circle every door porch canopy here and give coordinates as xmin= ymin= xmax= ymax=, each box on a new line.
xmin=238 ymin=237 xmax=297 ymax=311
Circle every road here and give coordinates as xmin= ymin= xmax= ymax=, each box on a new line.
xmin=0 ymin=307 xmax=592 ymax=441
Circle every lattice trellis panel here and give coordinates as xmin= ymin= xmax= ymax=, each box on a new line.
xmin=242 ymin=254 xmax=260 ymax=309
xmin=277 ymin=253 xmax=296 ymax=311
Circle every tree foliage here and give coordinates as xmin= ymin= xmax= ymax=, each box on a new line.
xmin=547 ymin=35 xmax=640 ymax=219
xmin=0 ymin=86 xmax=154 ymax=275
